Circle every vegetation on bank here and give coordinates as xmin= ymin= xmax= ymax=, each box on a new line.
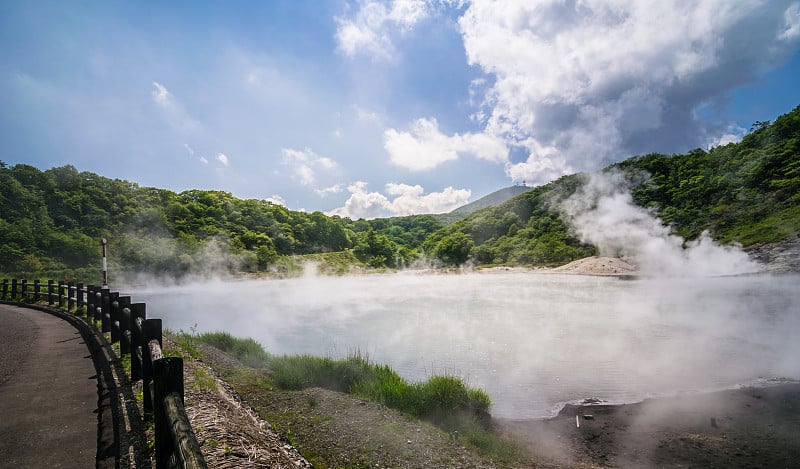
xmin=166 ymin=330 xmax=520 ymax=460
xmin=2 ymin=104 xmax=798 ymax=278
xmin=190 ymin=331 xmax=490 ymax=424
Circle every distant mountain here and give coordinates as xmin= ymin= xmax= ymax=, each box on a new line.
xmin=450 ymin=185 xmax=535 ymax=216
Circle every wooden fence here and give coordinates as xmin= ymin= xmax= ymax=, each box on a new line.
xmin=1 ymin=278 xmax=207 ymax=469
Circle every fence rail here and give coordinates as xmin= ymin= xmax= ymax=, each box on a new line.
xmin=1 ymin=278 xmax=207 ymax=469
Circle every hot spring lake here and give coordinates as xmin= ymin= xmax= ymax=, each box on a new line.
xmin=129 ymin=272 xmax=800 ymax=419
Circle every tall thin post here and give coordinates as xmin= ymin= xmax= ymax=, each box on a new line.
xmin=47 ymin=280 xmax=54 ymax=305
xmin=11 ymin=279 xmax=18 ymax=300
xmin=1 ymin=279 xmax=8 ymax=300
xmin=34 ymin=280 xmax=40 ymax=302
xmin=101 ymin=238 xmax=108 ymax=288
xmin=20 ymin=279 xmax=27 ymax=302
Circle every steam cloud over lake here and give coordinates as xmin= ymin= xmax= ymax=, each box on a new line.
xmin=130 ymin=271 xmax=799 ymax=419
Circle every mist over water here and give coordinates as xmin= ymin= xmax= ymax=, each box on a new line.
xmin=129 ymin=271 xmax=800 ymax=419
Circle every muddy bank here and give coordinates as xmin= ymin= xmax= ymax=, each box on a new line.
xmin=496 ymin=382 xmax=800 ymax=468
xmin=744 ymin=236 xmax=800 ymax=273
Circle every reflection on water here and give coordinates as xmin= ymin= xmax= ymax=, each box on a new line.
xmin=129 ymin=272 xmax=800 ymax=419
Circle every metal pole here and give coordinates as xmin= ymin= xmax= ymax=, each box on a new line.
xmin=101 ymin=238 xmax=108 ymax=288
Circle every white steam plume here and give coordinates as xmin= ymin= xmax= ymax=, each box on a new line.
xmin=558 ymin=170 xmax=760 ymax=277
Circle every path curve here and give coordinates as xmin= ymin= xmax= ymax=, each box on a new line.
xmin=0 ymin=304 xmax=98 ymax=468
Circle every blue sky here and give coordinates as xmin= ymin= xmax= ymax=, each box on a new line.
xmin=2 ymin=1 xmax=799 ymax=219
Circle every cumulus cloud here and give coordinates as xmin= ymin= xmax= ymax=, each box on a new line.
xmin=335 ymin=0 xmax=433 ymax=59
xmin=384 ymin=117 xmax=508 ymax=170
xmin=458 ymin=0 xmax=800 ymax=183
xmin=328 ymin=181 xmax=471 ymax=219
xmin=281 ymin=147 xmax=338 ymax=187
xmin=215 ymin=152 xmax=229 ymax=167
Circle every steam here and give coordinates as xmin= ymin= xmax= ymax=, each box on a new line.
xmin=557 ymin=170 xmax=760 ymax=276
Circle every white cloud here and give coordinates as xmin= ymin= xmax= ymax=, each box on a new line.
xmin=328 ymin=181 xmax=471 ymax=219
xmin=265 ymin=194 xmax=286 ymax=206
xmin=384 ymin=117 xmax=508 ymax=170
xmin=458 ymin=0 xmax=800 ymax=183
xmin=780 ymin=2 xmax=800 ymax=40
xmin=354 ymin=105 xmax=384 ymax=125
xmin=151 ymin=81 xmax=170 ymax=105
xmin=199 ymin=156 xmax=209 ymax=164
xmin=708 ymin=124 xmax=747 ymax=148
xmin=183 ymin=143 xmax=194 ymax=156
xmin=385 ymin=182 xmax=471 ymax=215
xmin=150 ymin=81 xmax=200 ymax=133
xmin=216 ymin=153 xmax=229 ymax=167
xmin=315 ymin=184 xmax=344 ymax=197
xmin=281 ymin=147 xmax=338 ymax=187
xmin=505 ymin=139 xmax=572 ymax=185
xmin=335 ymin=0 xmax=431 ymax=59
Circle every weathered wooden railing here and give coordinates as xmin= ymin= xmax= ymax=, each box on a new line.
xmin=1 ymin=278 xmax=207 ymax=469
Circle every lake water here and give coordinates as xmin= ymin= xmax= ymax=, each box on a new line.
xmin=128 ymin=272 xmax=800 ymax=419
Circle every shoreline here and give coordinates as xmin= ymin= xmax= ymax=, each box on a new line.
xmin=496 ymin=382 xmax=800 ymax=468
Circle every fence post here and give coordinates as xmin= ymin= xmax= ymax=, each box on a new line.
xmin=77 ymin=282 xmax=85 ymax=309
xmin=11 ymin=279 xmax=18 ymax=301
xmin=57 ymin=280 xmax=65 ymax=308
xmin=34 ymin=280 xmax=41 ymax=303
xmin=118 ymin=296 xmax=132 ymax=355
xmin=21 ymin=279 xmax=27 ymax=302
xmin=110 ymin=293 xmax=121 ymax=343
xmin=68 ymin=281 xmax=75 ymax=311
xmin=153 ymin=356 xmax=184 ymax=469
xmin=143 ymin=318 xmax=163 ymax=417
xmin=1 ymin=279 xmax=7 ymax=300
xmin=48 ymin=280 xmax=54 ymax=305
xmin=94 ymin=289 xmax=103 ymax=325
xmin=131 ymin=303 xmax=146 ymax=381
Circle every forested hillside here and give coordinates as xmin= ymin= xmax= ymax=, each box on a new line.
xmin=0 ymin=165 xmax=443 ymax=276
xmin=1 ymin=105 xmax=798 ymax=276
xmin=421 ymin=104 xmax=800 ymax=266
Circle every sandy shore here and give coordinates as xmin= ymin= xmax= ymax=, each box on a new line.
xmin=497 ymin=382 xmax=800 ymax=468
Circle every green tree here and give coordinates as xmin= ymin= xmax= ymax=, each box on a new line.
xmin=432 ymin=232 xmax=473 ymax=266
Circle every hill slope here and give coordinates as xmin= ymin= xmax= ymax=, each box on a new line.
xmin=1 ymin=104 xmax=798 ymax=274
xmin=450 ymin=186 xmax=535 ymax=217
xmin=421 ymin=104 xmax=800 ymax=266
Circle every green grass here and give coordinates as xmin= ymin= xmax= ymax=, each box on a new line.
xmin=193 ymin=330 xmax=524 ymax=464
xmin=192 ymin=367 xmax=218 ymax=392
xmin=194 ymin=331 xmax=491 ymax=425
xmin=196 ymin=331 xmax=270 ymax=368
xmin=717 ymin=203 xmax=800 ymax=245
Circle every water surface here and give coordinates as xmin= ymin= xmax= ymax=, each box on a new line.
xmin=129 ymin=272 xmax=800 ymax=419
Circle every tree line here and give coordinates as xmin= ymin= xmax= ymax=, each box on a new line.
xmin=1 ymin=104 xmax=798 ymax=277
